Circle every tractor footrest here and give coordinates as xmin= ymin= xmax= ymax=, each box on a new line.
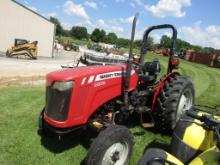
xmin=142 ymin=122 xmax=154 ymax=128
xmin=140 ymin=112 xmax=155 ymax=128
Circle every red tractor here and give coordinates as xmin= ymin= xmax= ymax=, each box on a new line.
xmin=162 ymin=48 xmax=170 ymax=57
xmin=39 ymin=15 xmax=194 ymax=164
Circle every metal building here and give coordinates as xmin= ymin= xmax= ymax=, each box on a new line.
xmin=0 ymin=0 xmax=55 ymax=57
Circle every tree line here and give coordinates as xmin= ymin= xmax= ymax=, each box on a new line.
xmin=50 ymin=17 xmax=218 ymax=54
xmin=159 ymin=35 xmax=216 ymax=54
xmin=50 ymin=17 xmax=118 ymax=44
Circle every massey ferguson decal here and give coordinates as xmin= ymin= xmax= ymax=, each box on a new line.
xmin=95 ymin=70 xmax=135 ymax=82
xmin=81 ymin=70 xmax=135 ymax=86
xmin=95 ymin=71 xmax=122 ymax=81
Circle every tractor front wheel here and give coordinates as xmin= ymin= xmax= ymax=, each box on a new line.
xmin=6 ymin=50 xmax=10 ymax=57
xmin=154 ymin=75 xmax=194 ymax=133
xmin=38 ymin=109 xmax=50 ymax=136
xmin=85 ymin=125 xmax=134 ymax=165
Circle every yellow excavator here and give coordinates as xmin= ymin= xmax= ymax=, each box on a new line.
xmin=6 ymin=39 xmax=38 ymax=59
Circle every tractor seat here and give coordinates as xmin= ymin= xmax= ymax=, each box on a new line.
xmin=143 ymin=59 xmax=160 ymax=74
xmin=139 ymin=59 xmax=161 ymax=85
xmin=139 ymin=74 xmax=156 ymax=84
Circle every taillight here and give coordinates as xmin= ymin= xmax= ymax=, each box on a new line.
xmin=171 ymin=57 xmax=180 ymax=68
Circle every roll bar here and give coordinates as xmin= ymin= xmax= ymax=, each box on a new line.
xmin=124 ymin=15 xmax=177 ymax=105
xmin=140 ymin=24 xmax=177 ymax=74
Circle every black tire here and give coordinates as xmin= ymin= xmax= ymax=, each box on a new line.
xmin=26 ymin=50 xmax=33 ymax=59
xmin=38 ymin=109 xmax=45 ymax=132
xmin=6 ymin=50 xmax=10 ymax=57
xmin=32 ymin=56 xmax=37 ymax=60
xmin=153 ymin=75 xmax=195 ymax=132
xmin=66 ymin=46 xmax=71 ymax=51
xmin=85 ymin=125 xmax=134 ymax=165
xmin=138 ymin=148 xmax=167 ymax=165
xmin=38 ymin=109 xmax=50 ymax=136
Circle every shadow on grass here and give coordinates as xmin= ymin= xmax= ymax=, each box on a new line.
xmin=38 ymin=128 xmax=97 ymax=154
xmin=120 ymin=113 xmax=172 ymax=136
xmin=120 ymin=113 xmax=143 ymax=128
xmin=38 ymin=113 xmax=171 ymax=164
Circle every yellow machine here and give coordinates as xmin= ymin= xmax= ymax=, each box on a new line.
xmin=139 ymin=109 xmax=220 ymax=165
xmin=6 ymin=39 xmax=38 ymax=59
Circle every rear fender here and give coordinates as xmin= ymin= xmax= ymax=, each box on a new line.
xmin=151 ymin=72 xmax=180 ymax=111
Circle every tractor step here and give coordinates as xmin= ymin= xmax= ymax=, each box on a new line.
xmin=142 ymin=122 xmax=154 ymax=128
xmin=140 ymin=112 xmax=155 ymax=128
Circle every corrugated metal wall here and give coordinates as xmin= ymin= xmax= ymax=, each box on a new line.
xmin=185 ymin=51 xmax=220 ymax=67
xmin=0 ymin=0 xmax=55 ymax=57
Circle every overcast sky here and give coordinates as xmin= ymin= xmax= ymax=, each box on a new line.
xmin=16 ymin=0 xmax=220 ymax=49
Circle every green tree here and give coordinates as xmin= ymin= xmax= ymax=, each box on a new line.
xmin=201 ymin=47 xmax=215 ymax=54
xmin=105 ymin=32 xmax=118 ymax=44
xmin=49 ymin=17 xmax=64 ymax=36
xmin=176 ymin=38 xmax=191 ymax=51
xmin=147 ymin=37 xmax=154 ymax=48
xmin=136 ymin=37 xmax=154 ymax=49
xmin=116 ymin=38 xmax=130 ymax=48
xmin=62 ymin=29 xmax=71 ymax=37
xmin=91 ymin=28 xmax=100 ymax=42
xmin=70 ymin=26 xmax=88 ymax=40
xmin=134 ymin=40 xmax=142 ymax=48
xmin=91 ymin=28 xmax=106 ymax=42
xmin=160 ymin=35 xmax=172 ymax=48
xmin=99 ymin=30 xmax=106 ymax=42
xmin=192 ymin=45 xmax=203 ymax=53
xmin=160 ymin=35 xmax=217 ymax=54
xmin=160 ymin=35 xmax=193 ymax=52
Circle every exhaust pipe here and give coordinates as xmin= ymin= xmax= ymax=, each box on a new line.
xmin=124 ymin=13 xmax=139 ymax=105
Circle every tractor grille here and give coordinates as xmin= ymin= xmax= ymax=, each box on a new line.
xmin=45 ymin=86 xmax=72 ymax=122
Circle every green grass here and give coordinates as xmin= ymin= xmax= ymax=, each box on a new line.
xmin=0 ymin=54 xmax=220 ymax=165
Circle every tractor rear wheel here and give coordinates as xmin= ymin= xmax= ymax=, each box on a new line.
xmin=85 ymin=125 xmax=134 ymax=165
xmin=153 ymin=75 xmax=194 ymax=133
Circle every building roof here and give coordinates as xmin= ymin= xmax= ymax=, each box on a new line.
xmin=12 ymin=0 xmax=55 ymax=25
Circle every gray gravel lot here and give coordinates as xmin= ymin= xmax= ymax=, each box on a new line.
xmin=0 ymin=49 xmax=84 ymax=87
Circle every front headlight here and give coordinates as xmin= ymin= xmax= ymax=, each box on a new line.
xmin=52 ymin=81 xmax=74 ymax=91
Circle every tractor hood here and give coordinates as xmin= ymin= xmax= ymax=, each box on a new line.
xmin=46 ymin=65 xmax=127 ymax=85
xmin=44 ymin=64 xmax=139 ymax=128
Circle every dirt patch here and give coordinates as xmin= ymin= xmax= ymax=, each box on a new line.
xmin=0 ymin=75 xmax=45 ymax=87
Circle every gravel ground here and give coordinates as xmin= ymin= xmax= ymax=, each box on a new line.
xmin=0 ymin=49 xmax=84 ymax=87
